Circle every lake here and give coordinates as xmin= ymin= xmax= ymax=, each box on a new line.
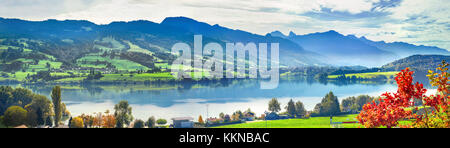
xmin=4 ymin=78 xmax=433 ymax=124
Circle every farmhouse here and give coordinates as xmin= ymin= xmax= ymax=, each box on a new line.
xmin=171 ymin=117 xmax=194 ymax=128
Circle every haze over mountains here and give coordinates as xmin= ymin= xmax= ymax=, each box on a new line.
xmin=0 ymin=16 xmax=448 ymax=70
xmin=268 ymin=30 xmax=449 ymax=67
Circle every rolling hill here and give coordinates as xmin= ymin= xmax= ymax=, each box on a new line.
xmin=1 ymin=16 xmax=449 ymax=81
xmin=381 ymin=55 xmax=450 ymax=72
xmin=0 ymin=16 xmax=326 ymax=74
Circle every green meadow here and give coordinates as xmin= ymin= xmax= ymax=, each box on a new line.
xmin=214 ymin=114 xmax=360 ymax=128
xmin=328 ymin=71 xmax=398 ymax=79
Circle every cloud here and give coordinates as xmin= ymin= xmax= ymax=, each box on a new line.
xmin=368 ymin=0 xmax=450 ymax=49
xmin=0 ymin=0 xmax=448 ymax=50
xmin=0 ymin=0 xmax=106 ymax=19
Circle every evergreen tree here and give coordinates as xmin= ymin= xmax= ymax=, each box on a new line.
xmin=51 ymin=86 xmax=62 ymax=127
xmin=295 ymin=101 xmax=306 ymax=117
xmin=286 ymin=99 xmax=296 ymax=117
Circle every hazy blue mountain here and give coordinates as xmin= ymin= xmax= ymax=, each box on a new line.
xmin=0 ymin=17 xmax=327 ymax=69
xmin=161 ymin=17 xmax=325 ymax=67
xmin=267 ymin=31 xmax=288 ymax=39
xmin=273 ymin=30 xmax=398 ymax=67
xmin=2 ymin=16 xmax=448 ymax=70
xmin=357 ymin=36 xmax=449 ymax=58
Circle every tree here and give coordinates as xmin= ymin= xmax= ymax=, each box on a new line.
xmin=223 ymin=114 xmax=231 ymax=122
xmin=295 ymin=101 xmax=306 ymax=117
xmin=341 ymin=95 xmax=374 ymax=113
xmin=156 ymin=119 xmax=167 ymax=125
xmin=102 ymin=110 xmax=116 ymax=128
xmin=341 ymin=96 xmax=356 ymax=112
xmin=357 ymin=68 xmax=426 ymax=128
xmin=415 ymin=61 xmax=449 ymax=128
xmin=114 ymin=100 xmax=133 ymax=128
xmin=11 ymin=87 xmax=34 ymax=107
xmin=145 ymin=116 xmax=156 ymax=128
xmin=45 ymin=116 xmax=53 ymax=127
xmin=80 ymin=114 xmax=94 ymax=128
xmin=68 ymin=117 xmax=72 ymax=128
xmin=219 ymin=112 xmax=225 ymax=119
xmin=93 ymin=112 xmax=103 ymax=127
xmin=285 ymin=99 xmax=296 ymax=117
xmin=268 ymin=98 xmax=281 ymax=113
xmin=198 ymin=115 xmax=204 ymax=124
xmin=244 ymin=108 xmax=255 ymax=118
xmin=51 ymin=86 xmax=62 ymax=127
xmin=315 ymin=91 xmax=340 ymax=116
xmin=70 ymin=117 xmax=84 ymax=128
xmin=61 ymin=103 xmax=70 ymax=117
xmin=232 ymin=110 xmax=244 ymax=121
xmin=133 ymin=119 xmax=145 ymax=128
xmin=355 ymin=95 xmax=374 ymax=111
xmin=3 ymin=106 xmax=27 ymax=127
xmin=25 ymin=95 xmax=52 ymax=127
xmin=0 ymin=86 xmax=14 ymax=115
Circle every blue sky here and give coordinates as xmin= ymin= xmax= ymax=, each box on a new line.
xmin=0 ymin=0 xmax=449 ymax=50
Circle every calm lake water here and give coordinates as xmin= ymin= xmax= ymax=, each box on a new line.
xmin=5 ymin=78 xmax=434 ymax=123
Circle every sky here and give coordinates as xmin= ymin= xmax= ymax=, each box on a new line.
xmin=0 ymin=0 xmax=449 ymax=50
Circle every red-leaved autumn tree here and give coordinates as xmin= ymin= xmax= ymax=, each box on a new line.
xmin=412 ymin=61 xmax=450 ymax=128
xmin=358 ymin=61 xmax=450 ymax=128
xmin=357 ymin=68 xmax=426 ymax=128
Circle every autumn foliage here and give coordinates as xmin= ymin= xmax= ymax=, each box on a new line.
xmin=357 ymin=61 xmax=450 ymax=128
xmin=71 ymin=110 xmax=116 ymax=128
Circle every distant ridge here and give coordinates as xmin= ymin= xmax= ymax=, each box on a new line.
xmin=268 ymin=30 xmax=449 ymax=67
xmin=0 ymin=16 xmax=448 ymax=68
xmin=382 ymin=55 xmax=450 ymax=71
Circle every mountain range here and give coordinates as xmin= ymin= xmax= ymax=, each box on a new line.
xmin=268 ymin=30 xmax=449 ymax=67
xmin=0 ymin=16 xmax=448 ymax=73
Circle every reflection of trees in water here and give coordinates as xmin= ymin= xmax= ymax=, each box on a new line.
xmin=22 ymin=84 xmax=53 ymax=96
xmin=176 ymin=79 xmax=237 ymax=92
xmin=8 ymin=73 xmax=434 ymax=100
xmin=327 ymin=79 xmax=389 ymax=86
xmin=82 ymin=85 xmax=104 ymax=96
xmin=316 ymin=71 xmax=433 ymax=88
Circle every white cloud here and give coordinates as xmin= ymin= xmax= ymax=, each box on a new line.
xmin=317 ymin=0 xmax=380 ymax=14
xmin=370 ymin=0 xmax=450 ymax=49
xmin=0 ymin=0 xmax=448 ymax=49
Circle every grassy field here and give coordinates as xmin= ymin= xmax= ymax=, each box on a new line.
xmin=99 ymin=72 xmax=175 ymax=81
xmin=77 ymin=54 xmax=149 ymax=71
xmin=215 ymin=114 xmax=360 ymax=128
xmin=328 ymin=71 xmax=398 ymax=79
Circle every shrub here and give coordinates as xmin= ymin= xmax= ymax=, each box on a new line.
xmin=70 ymin=117 xmax=84 ymax=128
xmin=133 ymin=119 xmax=145 ymax=128
xmin=145 ymin=116 xmax=156 ymax=128
xmin=156 ymin=119 xmax=167 ymax=125
xmin=3 ymin=106 xmax=28 ymax=127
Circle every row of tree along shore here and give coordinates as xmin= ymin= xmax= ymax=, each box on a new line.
xmin=1 ymin=61 xmax=448 ymax=128
xmin=0 ymin=84 xmax=374 ymax=128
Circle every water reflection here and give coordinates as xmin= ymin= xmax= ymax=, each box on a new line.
xmin=1 ymin=77 xmax=433 ymax=121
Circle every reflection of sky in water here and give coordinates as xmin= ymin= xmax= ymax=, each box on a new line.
xmin=9 ymin=80 xmax=438 ymax=123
